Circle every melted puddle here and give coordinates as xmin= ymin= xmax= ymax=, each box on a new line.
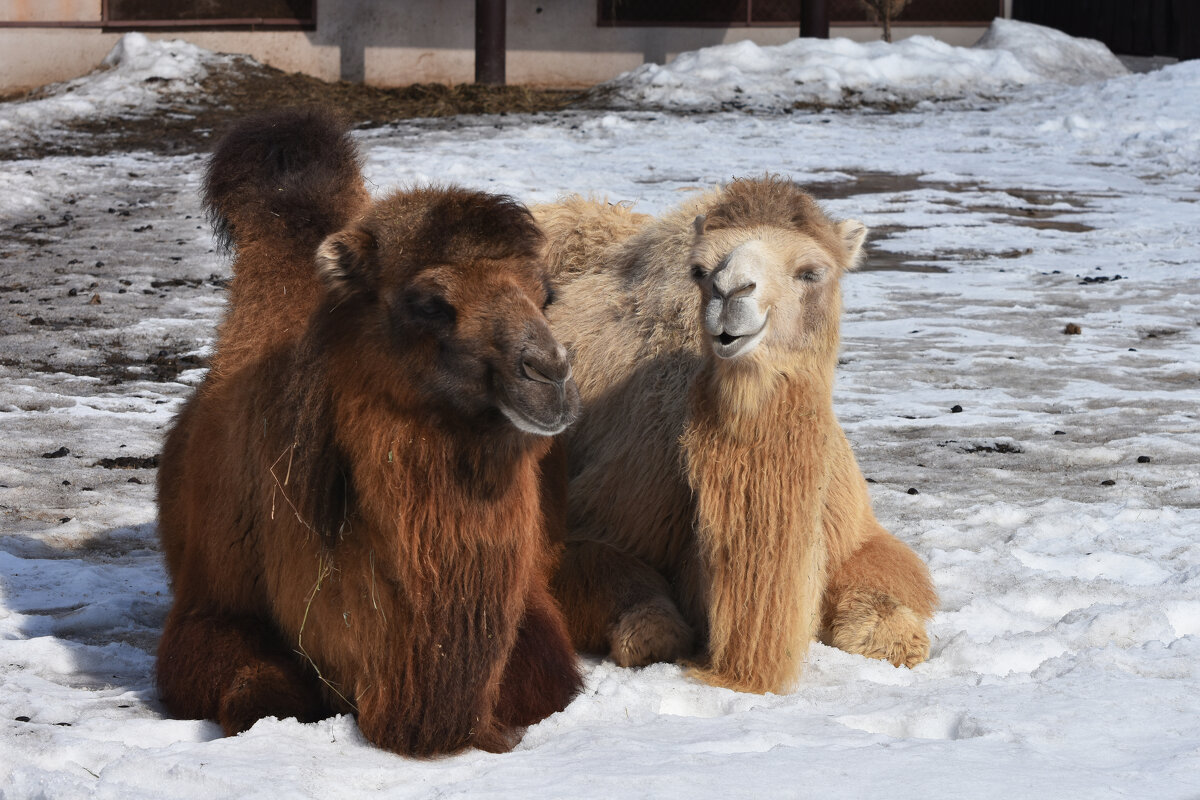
xmin=804 ymin=170 xmax=1102 ymax=272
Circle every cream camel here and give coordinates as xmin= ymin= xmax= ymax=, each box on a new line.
xmin=537 ymin=178 xmax=936 ymax=694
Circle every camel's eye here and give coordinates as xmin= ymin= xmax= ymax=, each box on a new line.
xmin=690 ymin=264 xmax=708 ymax=281
xmin=542 ymin=286 xmax=557 ymax=312
xmin=405 ymin=293 xmax=456 ymax=326
xmin=796 ymin=268 xmax=825 ymax=283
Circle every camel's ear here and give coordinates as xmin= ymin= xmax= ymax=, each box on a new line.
xmin=693 ymin=214 xmax=708 ymax=236
xmin=317 ymin=226 xmax=377 ymax=298
xmin=838 ymin=219 xmax=868 ymax=271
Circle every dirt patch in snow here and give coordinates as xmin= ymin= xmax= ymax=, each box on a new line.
xmin=1 ymin=57 xmax=581 ymax=160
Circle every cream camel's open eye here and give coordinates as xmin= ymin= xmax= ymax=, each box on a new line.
xmin=690 ymin=264 xmax=708 ymax=281
xmin=796 ymin=268 xmax=825 ymax=283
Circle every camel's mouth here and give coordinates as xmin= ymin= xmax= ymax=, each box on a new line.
xmin=496 ymin=397 xmax=576 ymax=436
xmin=710 ymin=317 xmax=768 ymax=360
xmin=494 ymin=365 xmax=582 ymax=436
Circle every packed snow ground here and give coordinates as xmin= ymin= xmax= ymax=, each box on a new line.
xmin=2 ymin=23 xmax=1200 ymax=799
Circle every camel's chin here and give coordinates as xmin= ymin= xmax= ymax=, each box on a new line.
xmin=499 ymin=405 xmax=572 ymax=436
xmin=495 ymin=386 xmax=580 ymax=436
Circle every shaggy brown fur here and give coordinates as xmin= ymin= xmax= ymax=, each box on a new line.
xmin=537 ymin=179 xmax=937 ymax=694
xmin=156 ymin=111 xmax=582 ymax=755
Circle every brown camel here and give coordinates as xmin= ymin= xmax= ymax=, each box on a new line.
xmin=155 ymin=110 xmax=583 ymax=755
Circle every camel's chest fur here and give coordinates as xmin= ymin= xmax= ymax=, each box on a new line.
xmin=679 ymin=368 xmax=833 ymax=693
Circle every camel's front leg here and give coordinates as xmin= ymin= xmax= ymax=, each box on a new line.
xmin=820 ymin=526 xmax=937 ymax=668
xmin=494 ymin=578 xmax=583 ymax=727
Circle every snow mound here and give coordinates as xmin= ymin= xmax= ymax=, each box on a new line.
xmin=975 ymin=18 xmax=1129 ymax=84
xmin=589 ymin=19 xmax=1128 ymax=112
xmin=100 ymin=31 xmax=214 ymax=82
xmin=0 ymin=33 xmax=235 ymax=143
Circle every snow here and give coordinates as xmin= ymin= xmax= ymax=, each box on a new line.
xmin=0 ymin=32 xmax=227 ymax=155
xmin=589 ymin=18 xmax=1128 ymax=111
xmin=3 ymin=21 xmax=1200 ymax=799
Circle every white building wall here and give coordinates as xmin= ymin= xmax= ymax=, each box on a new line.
xmin=0 ymin=0 xmax=995 ymax=94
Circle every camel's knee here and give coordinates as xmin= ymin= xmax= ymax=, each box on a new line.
xmin=218 ymin=660 xmax=327 ymax=735
xmin=610 ymin=595 xmax=695 ymax=668
xmin=822 ymin=587 xmax=930 ymax=668
xmin=554 ymin=539 xmax=679 ymax=655
xmin=828 ymin=530 xmax=937 ymax=619
xmin=495 ymin=586 xmax=583 ymax=727
xmin=157 ymin=608 xmax=325 ymax=730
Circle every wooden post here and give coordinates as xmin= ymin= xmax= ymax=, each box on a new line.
xmin=475 ymin=0 xmax=506 ymax=85
xmin=800 ymin=0 xmax=829 ymax=38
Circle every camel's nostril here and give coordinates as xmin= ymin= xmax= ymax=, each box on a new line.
xmin=729 ymin=282 xmax=756 ymax=299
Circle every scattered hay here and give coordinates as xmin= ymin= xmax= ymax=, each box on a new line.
xmin=1 ymin=56 xmax=582 ymax=160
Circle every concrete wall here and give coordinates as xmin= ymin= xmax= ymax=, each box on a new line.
xmin=0 ymin=0 xmax=994 ymax=94
xmin=0 ymin=0 xmax=98 ymax=23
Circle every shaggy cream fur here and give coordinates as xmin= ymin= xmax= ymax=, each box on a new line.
xmin=538 ymin=178 xmax=937 ymax=693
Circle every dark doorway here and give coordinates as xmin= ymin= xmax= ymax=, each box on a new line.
xmin=1012 ymin=0 xmax=1197 ymax=60
xmin=598 ymin=0 xmax=1001 ymax=26
xmin=103 ymin=0 xmax=315 ymax=28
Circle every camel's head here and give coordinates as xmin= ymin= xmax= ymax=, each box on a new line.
xmin=687 ymin=178 xmax=867 ymax=365
xmin=316 ymin=187 xmax=580 ymax=437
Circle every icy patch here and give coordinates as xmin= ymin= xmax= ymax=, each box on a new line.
xmin=838 ymin=706 xmax=988 ymax=740
xmin=1165 ymin=602 xmax=1200 ymax=639
xmin=655 ymin=681 xmax=775 ymax=719
xmin=1012 ymin=550 xmax=1170 ymax=586
xmin=935 ymin=632 xmax=1069 ymax=678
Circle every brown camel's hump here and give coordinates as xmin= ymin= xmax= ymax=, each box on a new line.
xmin=204 ymin=108 xmax=371 ymax=377
xmin=204 ymin=107 xmax=369 ymax=257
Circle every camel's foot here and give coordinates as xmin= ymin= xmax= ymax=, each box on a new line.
xmin=217 ymin=661 xmax=326 ymax=736
xmin=610 ymin=597 xmax=695 ymax=668
xmin=825 ymin=588 xmax=930 ymax=668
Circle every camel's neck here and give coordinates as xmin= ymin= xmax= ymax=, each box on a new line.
xmin=682 ymin=370 xmax=832 ymax=693
xmin=331 ymin=371 xmax=546 ymax=576
xmin=210 ymin=239 xmax=328 ymax=379
xmin=271 ymin=340 xmax=546 ymax=587
xmin=344 ymin=390 xmax=540 ymax=503
xmin=699 ymin=350 xmax=836 ymax=435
